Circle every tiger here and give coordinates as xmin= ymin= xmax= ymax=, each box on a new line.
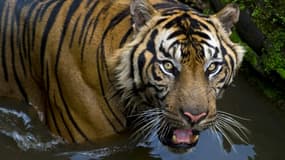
xmin=0 ymin=0 xmax=246 ymax=150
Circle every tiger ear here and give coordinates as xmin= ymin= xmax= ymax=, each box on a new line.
xmin=214 ymin=3 xmax=240 ymax=35
xmin=130 ymin=0 xmax=157 ymax=32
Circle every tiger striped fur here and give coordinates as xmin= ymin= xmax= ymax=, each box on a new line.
xmin=0 ymin=0 xmax=245 ymax=149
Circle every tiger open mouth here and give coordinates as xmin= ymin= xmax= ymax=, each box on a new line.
xmin=161 ymin=128 xmax=200 ymax=149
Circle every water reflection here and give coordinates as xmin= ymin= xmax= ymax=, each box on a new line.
xmin=58 ymin=129 xmax=255 ymax=160
xmin=142 ymin=130 xmax=255 ymax=160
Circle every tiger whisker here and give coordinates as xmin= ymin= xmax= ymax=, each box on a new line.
xmin=131 ymin=118 xmax=159 ymax=142
xmin=210 ymin=110 xmax=250 ymax=148
xmin=130 ymin=109 xmax=163 ymax=143
xmin=214 ymin=123 xmax=234 ymax=148
xmin=218 ymin=117 xmax=249 ymax=136
xmin=210 ymin=126 xmax=223 ymax=147
xmin=158 ymin=117 xmax=170 ymax=141
xmin=217 ymin=113 xmax=250 ymax=135
xmin=217 ymin=111 xmax=250 ymax=121
xmin=216 ymin=120 xmax=248 ymax=144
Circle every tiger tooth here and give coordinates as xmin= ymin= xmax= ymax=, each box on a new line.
xmin=172 ymin=135 xmax=177 ymax=143
xmin=191 ymin=135 xmax=199 ymax=143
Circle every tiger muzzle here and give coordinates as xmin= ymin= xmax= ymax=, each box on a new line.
xmin=160 ymin=109 xmax=209 ymax=150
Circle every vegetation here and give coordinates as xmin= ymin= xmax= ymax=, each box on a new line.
xmin=221 ymin=0 xmax=285 ymax=109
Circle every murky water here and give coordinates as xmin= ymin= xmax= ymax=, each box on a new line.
xmin=0 ymin=74 xmax=284 ymax=160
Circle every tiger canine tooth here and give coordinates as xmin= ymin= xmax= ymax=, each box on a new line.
xmin=191 ymin=135 xmax=199 ymax=143
xmin=172 ymin=135 xmax=177 ymax=143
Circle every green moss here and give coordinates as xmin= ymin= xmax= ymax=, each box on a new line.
xmin=277 ymin=68 xmax=285 ymax=79
xmin=220 ymin=0 xmax=285 ymax=109
xmin=262 ymin=52 xmax=285 ymax=75
xmin=221 ymin=0 xmax=285 ymax=80
xmin=261 ymin=30 xmax=285 ymax=79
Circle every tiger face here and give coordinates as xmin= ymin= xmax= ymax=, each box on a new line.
xmin=111 ymin=0 xmax=245 ymax=151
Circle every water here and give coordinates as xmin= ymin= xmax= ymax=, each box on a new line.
xmin=0 ymin=74 xmax=284 ymax=160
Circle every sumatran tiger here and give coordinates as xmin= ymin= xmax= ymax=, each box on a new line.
xmin=0 ymin=0 xmax=247 ymax=151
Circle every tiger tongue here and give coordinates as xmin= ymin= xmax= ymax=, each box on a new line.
xmin=172 ymin=129 xmax=193 ymax=144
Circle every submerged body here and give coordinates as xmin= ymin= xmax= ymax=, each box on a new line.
xmin=0 ymin=0 xmax=245 ymax=150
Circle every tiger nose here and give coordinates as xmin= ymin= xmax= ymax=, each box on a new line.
xmin=183 ymin=111 xmax=207 ymax=123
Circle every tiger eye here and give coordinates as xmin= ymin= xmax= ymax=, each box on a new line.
xmin=208 ymin=63 xmax=216 ymax=71
xmin=164 ymin=62 xmax=173 ymax=70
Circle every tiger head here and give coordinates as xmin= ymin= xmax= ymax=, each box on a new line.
xmin=110 ymin=0 xmax=245 ymax=151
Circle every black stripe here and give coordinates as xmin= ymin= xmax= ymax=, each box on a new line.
xmin=204 ymin=19 xmax=214 ymax=31
xmin=164 ymin=0 xmax=179 ymax=4
xmin=195 ymin=31 xmax=210 ymax=40
xmin=69 ymin=15 xmax=81 ymax=48
xmin=31 ymin=3 xmax=45 ymax=50
xmin=40 ymin=0 xmax=65 ymax=76
xmin=14 ymin=2 xmax=27 ymax=77
xmin=168 ymin=40 xmax=180 ymax=52
xmin=39 ymin=0 xmax=58 ymax=20
xmin=99 ymin=7 xmax=130 ymax=62
xmin=164 ymin=15 xmax=183 ymax=29
xmin=147 ymin=29 xmax=158 ymax=53
xmin=96 ymin=9 xmax=131 ymax=129
xmin=165 ymin=14 xmax=192 ymax=30
xmin=97 ymin=8 xmax=131 ymax=127
xmin=146 ymin=82 xmax=164 ymax=93
xmin=213 ymin=47 xmax=219 ymax=58
xmin=45 ymin=63 xmax=57 ymax=135
xmin=191 ymin=17 xmax=210 ymax=31
xmin=18 ymin=43 xmax=27 ymax=77
xmin=48 ymin=95 xmax=62 ymax=137
xmin=99 ymin=8 xmax=130 ymax=66
xmin=59 ymin=110 xmax=76 ymax=143
xmin=54 ymin=0 xmax=89 ymax=141
xmin=155 ymin=17 xmax=168 ymax=27
xmin=86 ymin=0 xmax=93 ymax=8
xmin=154 ymin=2 xmax=190 ymax=11
xmin=220 ymin=43 xmax=227 ymax=56
xmin=88 ymin=6 xmax=107 ymax=44
xmin=79 ymin=1 xmax=100 ymax=62
xmin=138 ymin=50 xmax=146 ymax=84
xmin=119 ymin=28 xmax=132 ymax=48
xmin=78 ymin=0 xmax=98 ymax=45
xmin=103 ymin=9 xmax=130 ymax=36
xmin=200 ymin=40 xmax=215 ymax=49
xmin=220 ymin=41 xmax=235 ymax=77
xmin=130 ymin=44 xmax=140 ymax=81
xmin=167 ymin=30 xmax=186 ymax=40
xmin=1 ymin=4 xmax=9 ymax=81
xmin=22 ymin=1 xmax=39 ymax=76
xmin=80 ymin=17 xmax=95 ymax=62
xmin=96 ymin=49 xmax=120 ymax=132
xmin=0 ymin=1 xmax=4 ymax=35
xmin=10 ymin=6 xmax=29 ymax=102
xmin=130 ymin=37 xmax=149 ymax=91
xmin=161 ymin=10 xmax=181 ymax=16
xmin=54 ymin=94 xmax=75 ymax=142
xmin=159 ymin=43 xmax=172 ymax=58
